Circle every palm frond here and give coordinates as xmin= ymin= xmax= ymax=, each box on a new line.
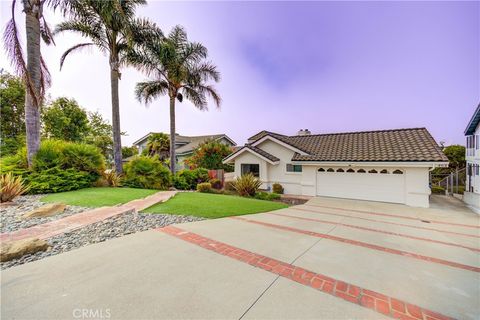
xmin=60 ymin=43 xmax=94 ymax=70
xmin=135 ymin=80 xmax=170 ymax=105
xmin=3 ymin=0 xmax=42 ymax=107
xmin=40 ymin=17 xmax=55 ymax=45
xmin=181 ymin=86 xmax=207 ymax=110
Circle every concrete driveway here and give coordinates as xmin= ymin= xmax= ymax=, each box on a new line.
xmin=2 ymin=196 xmax=479 ymax=320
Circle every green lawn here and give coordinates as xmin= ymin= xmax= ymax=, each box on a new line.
xmin=143 ymin=192 xmax=288 ymax=218
xmin=41 ymin=187 xmax=158 ymax=207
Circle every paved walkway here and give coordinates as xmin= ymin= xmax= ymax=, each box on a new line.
xmin=1 ymin=196 xmax=479 ymax=319
xmin=0 ymin=191 xmax=176 ymax=242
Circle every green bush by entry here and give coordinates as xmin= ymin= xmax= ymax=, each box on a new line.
xmin=197 ymin=182 xmax=212 ymax=193
xmin=173 ymin=168 xmax=209 ymax=190
xmin=123 ymin=156 xmax=171 ymax=190
xmin=254 ymin=191 xmax=281 ymax=201
xmin=209 ymin=178 xmax=222 ymax=190
xmin=272 ymin=183 xmax=284 ymax=194
xmin=0 ymin=139 xmax=105 ymax=194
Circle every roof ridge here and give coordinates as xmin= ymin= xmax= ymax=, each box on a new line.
xmin=287 ymin=127 xmax=427 ymax=138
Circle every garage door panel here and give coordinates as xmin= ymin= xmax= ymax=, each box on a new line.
xmin=316 ymin=172 xmax=405 ymax=204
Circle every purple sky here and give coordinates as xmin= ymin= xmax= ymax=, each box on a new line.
xmin=1 ymin=1 xmax=479 ymax=146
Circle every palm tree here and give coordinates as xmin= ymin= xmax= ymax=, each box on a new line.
xmin=54 ymin=0 xmax=161 ymax=173
xmin=130 ymin=26 xmax=221 ymax=174
xmin=145 ymin=132 xmax=170 ymax=161
xmin=3 ymin=0 xmax=56 ymax=166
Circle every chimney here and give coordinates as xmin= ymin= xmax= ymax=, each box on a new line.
xmin=297 ymin=129 xmax=311 ymax=136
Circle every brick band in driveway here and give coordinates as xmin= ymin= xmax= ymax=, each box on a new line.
xmin=158 ymin=225 xmax=454 ymax=320
xmin=231 ymin=216 xmax=480 ymax=273
xmin=292 ymin=207 xmax=480 ymax=239
xmin=269 ymin=212 xmax=480 ymax=253
xmin=304 ymin=204 xmax=480 ymax=229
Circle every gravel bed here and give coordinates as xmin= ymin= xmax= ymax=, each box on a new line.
xmin=1 ymin=211 xmax=204 ymax=270
xmin=0 ymin=195 xmax=90 ymax=233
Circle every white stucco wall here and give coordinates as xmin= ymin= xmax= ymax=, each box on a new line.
xmin=257 ymin=140 xmax=302 ymax=194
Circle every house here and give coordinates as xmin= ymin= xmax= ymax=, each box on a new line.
xmin=464 ymin=104 xmax=480 ymax=211
xmin=223 ymin=128 xmax=448 ymax=208
xmin=130 ymin=132 xmax=236 ymax=169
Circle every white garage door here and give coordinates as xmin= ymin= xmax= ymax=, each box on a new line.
xmin=316 ymin=168 xmax=406 ymax=204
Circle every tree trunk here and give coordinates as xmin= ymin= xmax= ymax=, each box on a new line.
xmin=24 ymin=3 xmax=42 ymax=167
xmin=110 ymin=61 xmax=123 ymax=173
xmin=169 ymin=95 xmax=176 ymax=174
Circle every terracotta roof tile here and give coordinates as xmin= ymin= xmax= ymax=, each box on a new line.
xmin=253 ymin=128 xmax=448 ymax=162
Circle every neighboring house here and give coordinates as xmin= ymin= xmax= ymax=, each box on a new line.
xmin=223 ymin=128 xmax=448 ymax=208
xmin=464 ymin=105 xmax=480 ymax=211
xmin=130 ymin=133 xmax=236 ymax=169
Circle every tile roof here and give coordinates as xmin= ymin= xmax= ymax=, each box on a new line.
xmin=224 ymin=145 xmax=280 ymax=163
xmin=132 ymin=133 xmax=236 ymax=155
xmin=249 ymin=128 xmax=448 ymax=162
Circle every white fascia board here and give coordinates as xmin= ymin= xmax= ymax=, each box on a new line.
xmin=251 ymin=136 xmax=309 ymax=155
xmin=223 ymin=147 xmax=279 ymax=165
xmin=215 ymin=135 xmax=237 ymax=146
xmin=291 ymin=161 xmax=449 ymax=168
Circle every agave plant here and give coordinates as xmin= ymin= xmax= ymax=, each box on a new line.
xmin=0 ymin=173 xmax=30 ymax=203
xmin=233 ymin=173 xmax=262 ymax=197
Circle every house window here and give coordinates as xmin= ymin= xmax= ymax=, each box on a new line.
xmin=368 ymin=169 xmax=378 ymax=173
xmin=346 ymin=168 xmax=355 ymax=173
xmin=357 ymin=169 xmax=366 ymax=173
xmin=318 ymin=168 xmax=325 ymax=172
xmin=327 ymin=168 xmax=334 ymax=172
xmin=336 ymin=168 xmax=345 ymax=172
xmin=241 ymin=164 xmax=260 ymax=177
xmin=286 ymin=164 xmax=303 ymax=173
xmin=392 ymin=169 xmax=403 ymax=174
xmin=380 ymin=169 xmax=389 ymax=174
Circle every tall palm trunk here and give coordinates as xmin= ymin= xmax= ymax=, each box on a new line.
xmin=110 ymin=58 xmax=123 ymax=173
xmin=24 ymin=2 xmax=42 ymax=167
xmin=169 ymin=95 xmax=176 ymax=174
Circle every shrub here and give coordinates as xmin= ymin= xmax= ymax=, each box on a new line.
xmin=123 ymin=156 xmax=171 ymax=190
xmin=0 ymin=140 xmax=106 ymax=194
xmin=209 ymin=178 xmax=222 ymax=190
xmin=0 ymin=173 xmax=30 ymax=202
xmin=197 ymin=182 xmax=212 ymax=193
xmin=173 ymin=174 xmax=189 ymax=190
xmin=61 ymin=143 xmax=105 ymax=175
xmin=25 ymin=167 xmax=94 ymax=194
xmin=224 ymin=181 xmax=236 ymax=192
xmin=102 ymin=170 xmax=121 ymax=187
xmin=272 ymin=183 xmax=284 ymax=194
xmin=174 ymin=168 xmax=209 ymax=190
xmin=431 ymin=185 xmax=445 ymax=194
xmin=32 ymin=139 xmax=65 ymax=171
xmin=254 ymin=192 xmax=281 ymax=201
xmin=233 ymin=173 xmax=262 ymax=197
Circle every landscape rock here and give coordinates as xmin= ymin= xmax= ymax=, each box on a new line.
xmin=0 ymin=238 xmax=50 ymax=262
xmin=22 ymin=203 xmax=67 ymax=219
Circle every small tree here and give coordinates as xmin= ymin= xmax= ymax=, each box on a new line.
xmin=42 ymin=97 xmax=89 ymax=142
xmin=443 ymin=145 xmax=466 ymax=169
xmin=85 ymin=111 xmax=114 ymax=162
xmin=144 ymin=133 xmax=170 ymax=162
xmin=0 ymin=72 xmax=26 ymax=155
xmin=184 ymin=140 xmax=233 ymax=170
xmin=122 ymin=146 xmax=138 ymax=159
